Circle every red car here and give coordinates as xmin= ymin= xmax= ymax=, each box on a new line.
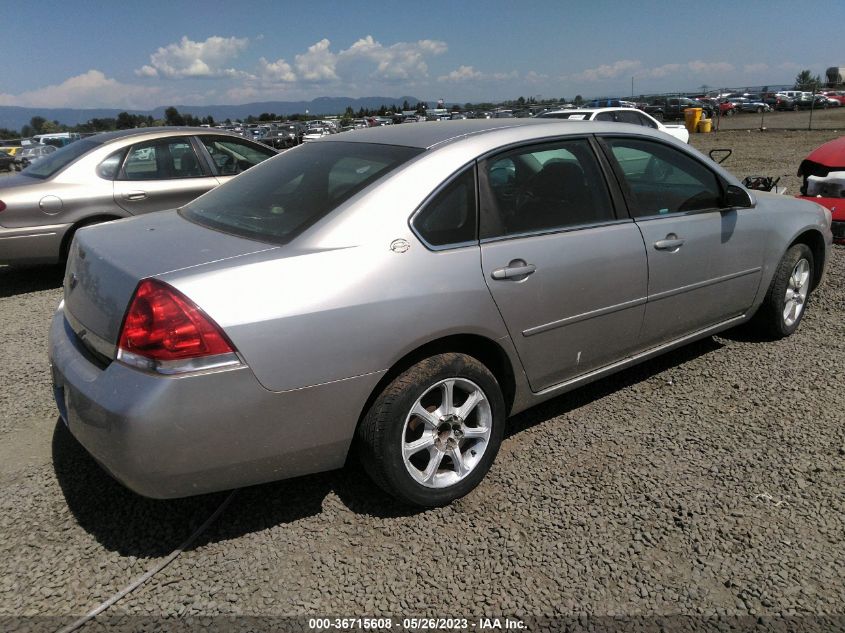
xmin=821 ymin=91 xmax=845 ymax=106
xmin=797 ymin=136 xmax=845 ymax=243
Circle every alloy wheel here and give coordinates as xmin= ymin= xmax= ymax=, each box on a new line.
xmin=783 ymin=258 xmax=811 ymax=327
xmin=401 ymin=378 xmax=492 ymax=488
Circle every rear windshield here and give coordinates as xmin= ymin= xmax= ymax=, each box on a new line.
xmin=22 ymin=139 xmax=99 ymax=179
xmin=180 ymin=141 xmax=423 ymax=245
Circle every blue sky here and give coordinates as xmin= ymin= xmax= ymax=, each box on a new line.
xmin=2 ymin=0 xmax=842 ymax=109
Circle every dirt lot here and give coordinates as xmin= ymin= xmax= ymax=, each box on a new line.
xmin=0 ymin=130 xmax=843 ymax=632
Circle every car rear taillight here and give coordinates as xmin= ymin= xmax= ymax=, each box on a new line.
xmin=116 ymin=279 xmax=241 ymax=374
xmin=0 ymin=200 xmax=6 ymax=212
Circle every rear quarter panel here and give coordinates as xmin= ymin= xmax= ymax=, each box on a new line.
xmin=161 ymin=146 xmax=520 ymax=393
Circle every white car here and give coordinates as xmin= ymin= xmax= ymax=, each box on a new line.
xmin=302 ymin=127 xmax=331 ymax=142
xmin=535 ymin=107 xmax=690 ymax=143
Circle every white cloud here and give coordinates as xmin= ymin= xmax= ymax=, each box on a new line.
xmin=135 ymin=35 xmax=249 ymax=79
xmin=571 ymin=60 xmax=642 ymax=82
xmin=568 ymin=59 xmax=745 ymax=85
xmin=744 ymin=63 xmax=769 ymax=74
xmin=687 ymin=60 xmax=734 ymax=74
xmin=340 ymin=36 xmax=447 ymax=81
xmin=646 ymin=63 xmax=682 ymax=79
xmin=0 ymin=70 xmax=160 ymax=108
xmin=295 ymin=39 xmax=339 ymax=82
xmin=257 ymin=57 xmax=296 ymax=83
xmin=438 ymin=65 xmax=483 ymax=82
xmin=437 ymin=66 xmax=521 ymax=83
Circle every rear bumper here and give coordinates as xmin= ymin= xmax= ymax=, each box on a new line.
xmin=48 ymin=304 xmax=383 ymax=498
xmin=0 ymin=222 xmax=70 ymax=265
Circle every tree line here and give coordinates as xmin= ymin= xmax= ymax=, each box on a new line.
xmin=0 ymin=96 xmax=589 ymax=140
xmin=3 ymin=72 xmax=824 ymax=142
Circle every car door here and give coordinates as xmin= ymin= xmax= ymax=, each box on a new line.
xmin=113 ymin=137 xmax=219 ymax=215
xmin=599 ymin=136 xmax=766 ymax=350
xmin=478 ymin=137 xmax=649 ymax=392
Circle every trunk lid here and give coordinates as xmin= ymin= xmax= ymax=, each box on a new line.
xmin=63 ymin=210 xmax=276 ymax=350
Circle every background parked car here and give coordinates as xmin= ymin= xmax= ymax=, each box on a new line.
xmin=0 ymin=150 xmax=15 ymax=172
xmin=764 ymin=93 xmax=799 ymax=111
xmin=728 ymin=96 xmax=771 ymax=113
xmin=15 ymin=143 xmax=58 ymax=170
xmin=797 ymin=135 xmax=845 ymax=243
xmin=821 ymin=91 xmax=845 ymax=106
xmin=0 ymin=127 xmax=277 ymax=266
xmin=260 ymin=124 xmax=302 ymax=150
xmin=535 ymin=107 xmax=689 ymax=143
xmin=302 ymin=127 xmax=331 ymax=142
xmin=644 ymin=97 xmax=715 ymax=120
xmin=792 ymin=94 xmax=827 ymax=109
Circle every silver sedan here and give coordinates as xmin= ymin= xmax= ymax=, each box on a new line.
xmin=49 ymin=119 xmax=832 ymax=506
xmin=0 ymin=127 xmax=276 ymax=266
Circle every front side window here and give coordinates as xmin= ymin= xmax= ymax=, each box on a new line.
xmin=181 ymin=142 xmax=423 ymax=245
xmin=413 ymin=168 xmax=476 ymax=247
xmin=199 ymin=136 xmax=275 ymax=176
xmin=120 ymin=139 xmax=205 ymax=180
xmin=480 ymin=138 xmax=614 ymax=238
xmin=602 ymin=137 xmax=723 ymax=217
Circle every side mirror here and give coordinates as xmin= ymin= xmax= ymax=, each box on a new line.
xmin=724 ymin=184 xmax=754 ymax=208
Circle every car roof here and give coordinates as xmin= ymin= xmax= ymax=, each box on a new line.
xmin=86 ymin=126 xmax=249 ymax=147
xmin=541 ymin=107 xmax=642 ymax=116
xmin=316 ymin=118 xmax=599 ymax=149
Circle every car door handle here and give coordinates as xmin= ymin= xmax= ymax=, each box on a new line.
xmin=123 ymin=191 xmax=147 ymax=201
xmin=654 ymin=236 xmax=685 ymax=251
xmin=491 ymin=260 xmax=536 ymax=280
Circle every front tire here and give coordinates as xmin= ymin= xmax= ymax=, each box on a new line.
xmin=752 ymin=243 xmax=814 ymax=339
xmin=356 ymin=353 xmax=506 ymax=506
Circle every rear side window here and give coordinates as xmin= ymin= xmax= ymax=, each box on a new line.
xmin=413 ymin=168 xmax=477 ymax=248
xmin=120 ymin=139 xmax=205 ymax=180
xmin=97 ymin=149 xmax=128 ymax=180
xmin=181 ymin=142 xmax=423 ymax=245
xmin=480 ymin=138 xmax=615 ymax=238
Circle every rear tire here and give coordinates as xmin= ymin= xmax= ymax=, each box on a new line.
xmin=356 ymin=353 xmax=506 ymax=506
xmin=751 ymin=244 xmax=814 ymax=339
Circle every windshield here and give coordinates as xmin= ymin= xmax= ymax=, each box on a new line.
xmin=538 ymin=111 xmax=592 ymax=120
xmin=22 ymin=139 xmax=99 ymax=179
xmin=181 ymin=141 xmax=423 ymax=245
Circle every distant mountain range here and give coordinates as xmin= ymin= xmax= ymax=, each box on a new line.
xmin=0 ymin=96 xmax=424 ymax=132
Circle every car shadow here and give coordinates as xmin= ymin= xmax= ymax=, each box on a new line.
xmin=714 ymin=321 xmax=771 ymax=343
xmin=503 ymin=336 xmax=724 ymax=439
xmin=0 ymin=264 xmax=64 ymax=298
xmin=52 ymin=420 xmax=413 ymax=557
xmin=53 ymin=336 xmax=725 ymax=554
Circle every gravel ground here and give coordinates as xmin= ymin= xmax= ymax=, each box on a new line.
xmin=0 ymin=132 xmax=843 ymax=632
